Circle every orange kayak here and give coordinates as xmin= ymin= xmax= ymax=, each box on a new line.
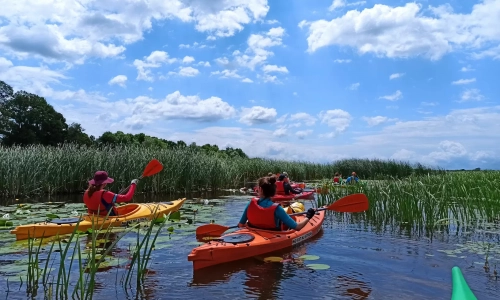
xmin=187 ymin=207 xmax=325 ymax=270
xmin=270 ymin=191 xmax=315 ymax=203
xmin=10 ymin=198 xmax=186 ymax=240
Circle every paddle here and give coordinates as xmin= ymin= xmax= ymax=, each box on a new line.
xmin=118 ymin=159 xmax=164 ymax=194
xmin=195 ymin=193 xmax=369 ymax=237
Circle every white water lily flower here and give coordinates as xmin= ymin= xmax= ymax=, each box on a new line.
xmin=203 ymin=199 xmax=209 ymax=205
xmin=71 ymin=210 xmax=78 ymax=216
xmin=2 ymin=213 xmax=10 ymax=219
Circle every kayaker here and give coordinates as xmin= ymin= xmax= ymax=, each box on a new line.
xmin=333 ymin=172 xmax=341 ymax=184
xmin=346 ymin=172 xmax=359 ymax=184
xmin=278 ymin=174 xmax=302 ymax=195
xmin=83 ymin=171 xmax=139 ymax=216
xmin=238 ymin=175 xmax=315 ymax=231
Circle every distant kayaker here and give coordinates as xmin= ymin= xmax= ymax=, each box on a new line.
xmin=83 ymin=171 xmax=139 ymax=216
xmin=277 ymin=173 xmax=302 ymax=195
xmin=333 ymin=172 xmax=342 ymax=184
xmin=238 ymin=175 xmax=315 ymax=231
xmin=346 ymin=172 xmax=359 ymax=184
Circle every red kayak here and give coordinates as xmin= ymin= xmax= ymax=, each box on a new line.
xmin=250 ymin=191 xmax=315 ymax=203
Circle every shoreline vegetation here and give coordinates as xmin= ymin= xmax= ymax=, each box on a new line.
xmin=0 ymin=143 xmax=444 ymax=198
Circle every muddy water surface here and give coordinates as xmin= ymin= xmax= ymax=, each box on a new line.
xmin=0 ymin=193 xmax=499 ymax=299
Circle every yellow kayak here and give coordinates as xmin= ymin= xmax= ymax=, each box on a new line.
xmin=10 ymin=198 xmax=186 ymax=240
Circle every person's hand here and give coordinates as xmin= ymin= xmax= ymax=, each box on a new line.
xmin=306 ymin=208 xmax=316 ymax=219
xmin=131 ymin=179 xmax=139 ymax=185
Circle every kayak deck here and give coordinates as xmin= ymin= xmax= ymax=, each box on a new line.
xmin=188 ymin=208 xmax=325 ymax=270
xmin=10 ymin=198 xmax=186 ymax=240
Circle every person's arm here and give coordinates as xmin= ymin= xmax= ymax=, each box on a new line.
xmin=238 ymin=202 xmax=250 ymax=227
xmin=275 ymin=206 xmax=311 ymax=231
xmin=102 ymin=183 xmax=137 ymax=204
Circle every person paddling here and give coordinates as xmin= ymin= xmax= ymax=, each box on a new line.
xmin=333 ymin=172 xmax=341 ymax=184
xmin=83 ymin=171 xmax=139 ymax=216
xmin=238 ymin=175 xmax=315 ymax=231
xmin=346 ymin=172 xmax=359 ymax=185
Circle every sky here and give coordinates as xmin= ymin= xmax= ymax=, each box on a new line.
xmin=0 ymin=0 xmax=499 ymax=170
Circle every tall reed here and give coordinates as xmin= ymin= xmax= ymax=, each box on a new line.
xmin=0 ymin=144 xmax=441 ymax=197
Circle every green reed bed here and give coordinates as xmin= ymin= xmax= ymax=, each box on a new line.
xmin=0 ymin=144 xmax=439 ymax=197
xmin=6 ymin=210 xmax=170 ymax=299
xmin=318 ymin=171 xmax=500 ymax=238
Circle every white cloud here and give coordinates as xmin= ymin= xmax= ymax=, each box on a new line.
xmin=389 ymin=73 xmax=405 ymax=80
xmin=461 ymin=65 xmax=475 ymax=72
xmin=303 ymin=1 xmax=500 ymax=60
xmin=241 ymin=78 xmax=253 ymax=83
xmin=379 ymin=90 xmax=402 ymax=101
xmin=239 ymin=106 xmax=277 ymax=125
xmin=262 ymin=65 xmax=289 ymax=73
xmin=421 ymin=102 xmax=438 ymax=106
xmin=0 ymin=0 xmax=270 ymax=64
xmin=452 ymin=78 xmax=476 ymax=85
xmin=133 ymin=51 xmax=177 ymax=81
xmin=211 ymin=69 xmax=242 ymax=79
xmin=257 ymin=73 xmax=279 ymax=83
xmin=108 ymin=75 xmax=128 ymax=87
xmin=318 ymin=109 xmax=352 ymax=137
xmin=460 ymin=89 xmax=484 ymax=102
xmin=273 ymin=126 xmax=287 ymax=137
xmin=182 ymin=56 xmax=195 ymax=64
xmin=290 ymin=113 xmax=317 ymax=126
xmin=362 ymin=116 xmax=397 ymax=127
xmin=328 ymin=0 xmax=366 ymax=11
xmin=349 ymin=82 xmax=360 ymax=90
xmin=197 ymin=61 xmax=211 ymax=67
xmin=333 ymin=59 xmax=351 ymax=63
xmin=122 ymin=91 xmax=236 ymax=129
xmin=296 ymin=130 xmax=313 ymax=139
xmin=178 ymin=66 xmax=200 ymax=77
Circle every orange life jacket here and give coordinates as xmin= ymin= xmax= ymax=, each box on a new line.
xmin=83 ymin=190 xmax=118 ymax=216
xmin=247 ymin=198 xmax=280 ymax=230
xmin=275 ymin=181 xmax=285 ymax=195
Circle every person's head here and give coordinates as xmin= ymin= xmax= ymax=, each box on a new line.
xmin=267 ymin=172 xmax=274 ymax=177
xmin=352 ymin=172 xmax=357 ymax=177
xmin=334 ymin=172 xmax=339 ymax=177
xmin=278 ymin=174 xmax=285 ymax=181
xmin=87 ymin=171 xmax=114 ymax=197
xmin=257 ymin=176 xmax=277 ymax=198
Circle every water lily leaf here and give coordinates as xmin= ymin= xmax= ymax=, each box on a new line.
xmin=299 ymin=255 xmax=320 ymax=261
xmin=306 ymin=264 xmax=330 ymax=270
xmin=264 ymin=256 xmax=283 ymax=263
xmin=46 ymin=213 xmax=60 ymax=219
xmin=168 ymin=211 xmax=181 ymax=221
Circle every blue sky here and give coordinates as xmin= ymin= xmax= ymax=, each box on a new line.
xmin=0 ymin=0 xmax=499 ymax=169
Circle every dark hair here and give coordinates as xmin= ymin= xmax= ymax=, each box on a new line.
xmin=334 ymin=172 xmax=339 ymax=176
xmin=87 ymin=183 xmax=104 ymax=197
xmin=258 ymin=176 xmax=277 ymax=198
xmin=267 ymin=172 xmax=274 ymax=176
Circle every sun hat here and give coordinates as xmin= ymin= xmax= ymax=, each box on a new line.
xmin=89 ymin=171 xmax=114 ymax=185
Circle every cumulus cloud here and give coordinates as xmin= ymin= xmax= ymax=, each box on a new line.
xmin=108 ymin=75 xmax=127 ymax=87
xmin=133 ymin=51 xmax=177 ymax=81
xmin=211 ymin=69 xmax=242 ymax=79
xmin=302 ymin=1 xmax=500 ymax=60
xmin=379 ymin=90 xmax=402 ymax=101
xmin=289 ymin=113 xmax=317 ymax=126
xmin=177 ymin=66 xmax=200 ymax=77
xmin=318 ymin=109 xmax=352 ymax=138
xmin=362 ymin=116 xmax=397 ymax=127
xmin=333 ymin=59 xmax=351 ymax=63
xmin=389 ymin=73 xmax=405 ymax=80
xmin=241 ymin=78 xmax=253 ymax=83
xmin=239 ymin=106 xmax=277 ymax=125
xmin=0 ymin=0 xmax=270 ymax=63
xmin=182 ymin=56 xmax=195 ymax=64
xmin=452 ymin=78 xmax=476 ymax=85
xmin=460 ymin=89 xmax=484 ymax=102
xmin=296 ymin=129 xmax=313 ymax=139
xmin=262 ymin=65 xmax=289 ymax=73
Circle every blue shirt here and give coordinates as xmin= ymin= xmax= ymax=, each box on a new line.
xmin=346 ymin=176 xmax=359 ymax=184
xmin=239 ymin=198 xmax=298 ymax=229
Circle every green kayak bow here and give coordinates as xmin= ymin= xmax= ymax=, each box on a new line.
xmin=451 ymin=266 xmax=477 ymax=300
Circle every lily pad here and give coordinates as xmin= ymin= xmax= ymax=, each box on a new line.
xmin=306 ymin=264 xmax=330 ymax=270
xmin=299 ymin=255 xmax=320 ymax=261
xmin=264 ymin=256 xmax=283 ymax=263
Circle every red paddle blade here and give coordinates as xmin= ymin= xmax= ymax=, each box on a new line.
xmin=195 ymin=224 xmax=230 ymax=236
xmin=142 ymin=159 xmax=163 ymax=178
xmin=329 ymin=193 xmax=369 ymax=213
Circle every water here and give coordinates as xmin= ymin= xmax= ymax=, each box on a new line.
xmin=0 ymin=193 xmax=499 ymax=299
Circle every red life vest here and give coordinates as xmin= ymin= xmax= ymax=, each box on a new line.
xmin=83 ymin=190 xmax=118 ymax=216
xmin=247 ymin=198 xmax=280 ymax=230
xmin=275 ymin=181 xmax=285 ymax=195
xmin=333 ymin=177 xmax=339 ymax=183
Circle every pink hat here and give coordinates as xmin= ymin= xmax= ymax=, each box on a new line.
xmin=89 ymin=171 xmax=114 ymax=185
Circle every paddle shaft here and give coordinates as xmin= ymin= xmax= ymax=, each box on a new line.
xmin=289 ymin=207 xmax=327 ymax=216
xmin=118 ymin=174 xmax=145 ymax=195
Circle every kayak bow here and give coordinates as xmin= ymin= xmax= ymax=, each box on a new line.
xmin=451 ymin=266 xmax=477 ymax=300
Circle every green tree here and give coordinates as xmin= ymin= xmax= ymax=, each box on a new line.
xmin=66 ymin=122 xmax=92 ymax=146
xmin=0 ymin=88 xmax=68 ymax=146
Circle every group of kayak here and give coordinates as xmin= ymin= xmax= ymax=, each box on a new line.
xmin=8 ymin=163 xmax=478 ymax=298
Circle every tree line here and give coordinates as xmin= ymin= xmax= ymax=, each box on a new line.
xmin=0 ymin=81 xmax=248 ymax=158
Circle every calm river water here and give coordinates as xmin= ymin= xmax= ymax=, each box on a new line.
xmin=0 ymin=193 xmax=498 ymax=299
